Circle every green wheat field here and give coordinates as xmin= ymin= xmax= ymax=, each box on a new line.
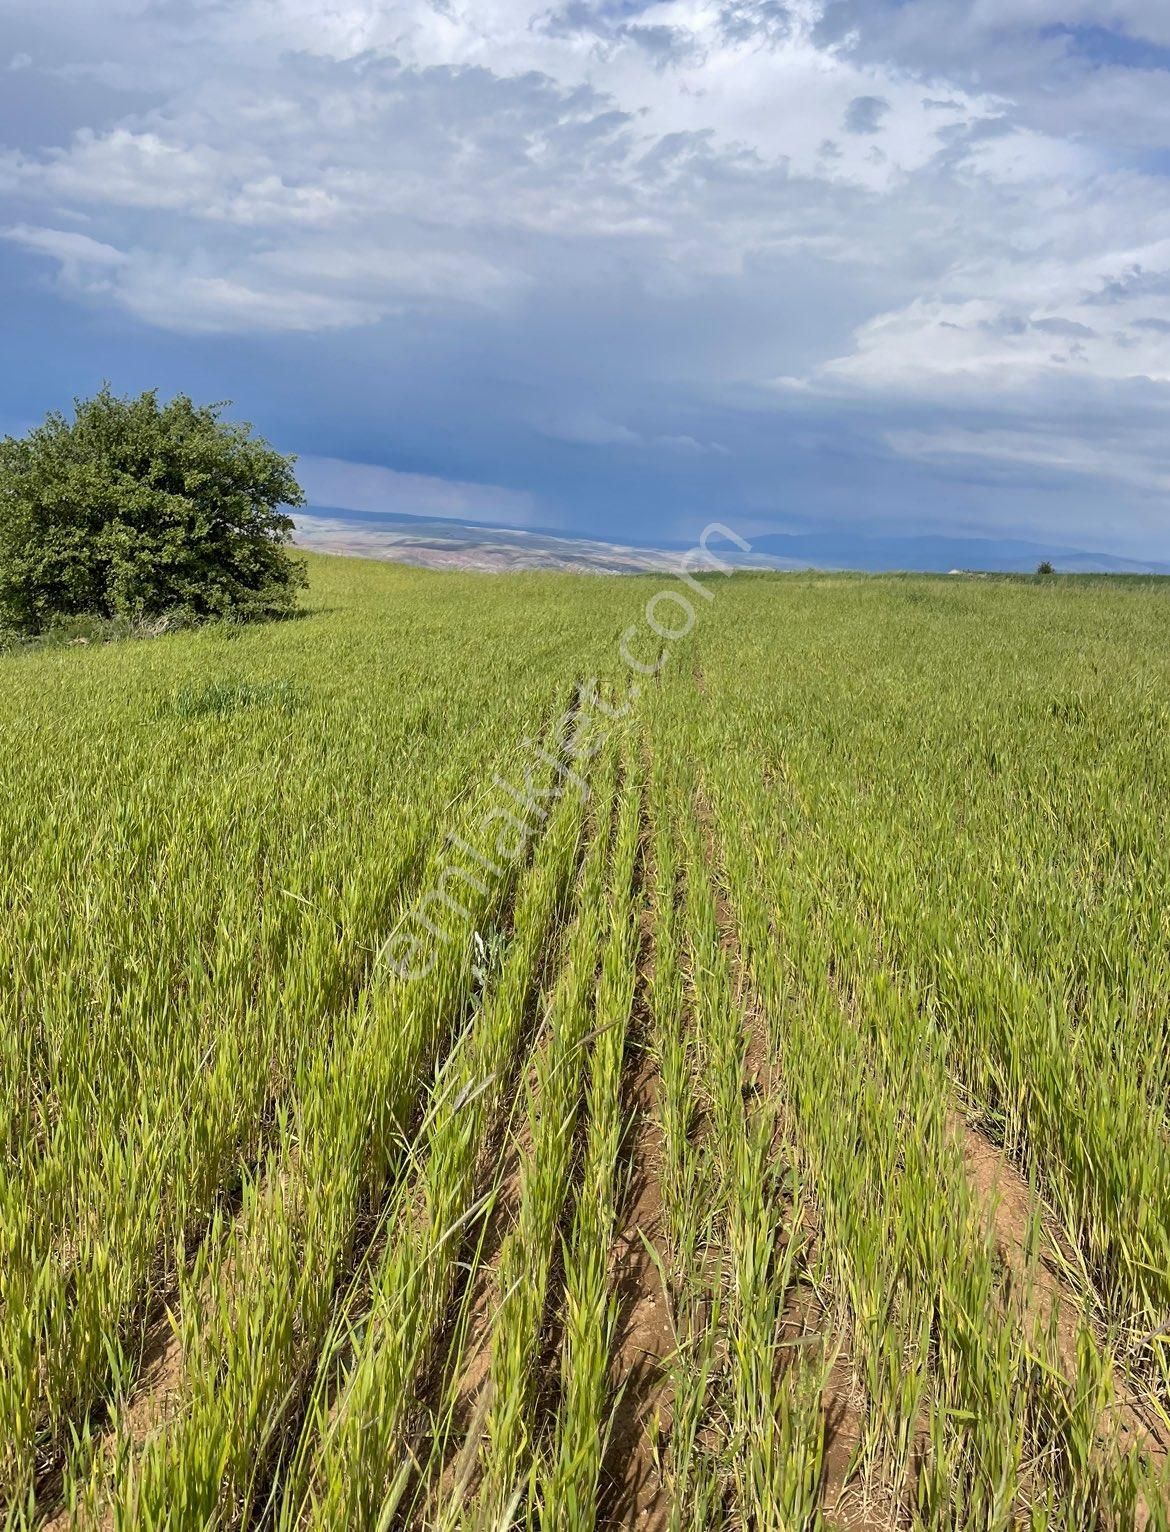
xmin=3 ymin=553 xmax=1169 ymax=1529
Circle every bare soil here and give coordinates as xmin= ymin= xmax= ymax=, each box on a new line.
xmin=953 ymin=1112 xmax=1168 ymax=1481
xmin=599 ymin=1042 xmax=674 ymax=1530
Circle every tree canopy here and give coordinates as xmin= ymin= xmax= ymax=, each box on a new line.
xmin=0 ymin=388 xmax=306 ymax=634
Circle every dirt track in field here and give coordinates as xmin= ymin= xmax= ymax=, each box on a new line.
xmin=954 ymin=1112 xmax=1169 ymax=1480
xmin=599 ymin=1041 xmax=672 ymax=1529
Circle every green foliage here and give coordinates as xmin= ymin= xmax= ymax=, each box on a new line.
xmin=1037 ymin=559 xmax=1055 ymax=575
xmin=0 ymin=386 xmax=306 ymax=634
xmin=163 ymin=676 xmax=304 ymax=721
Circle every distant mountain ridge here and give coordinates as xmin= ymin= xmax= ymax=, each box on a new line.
xmin=293 ymin=507 xmax=1169 ymax=576
xmin=747 ymin=530 xmax=1169 ymax=574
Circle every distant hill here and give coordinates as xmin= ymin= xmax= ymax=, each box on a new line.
xmin=293 ymin=510 xmax=788 ymax=575
xmin=293 ymin=508 xmax=1169 ymax=576
xmin=747 ymin=530 xmax=1169 ymax=575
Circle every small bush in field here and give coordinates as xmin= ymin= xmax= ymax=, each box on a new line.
xmin=0 ymin=386 xmax=306 ymax=635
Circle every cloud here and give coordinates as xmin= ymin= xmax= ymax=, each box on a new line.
xmin=3 ymin=0 xmax=1170 ymax=558
xmin=2 ymin=128 xmax=340 ymax=224
xmin=119 ymin=269 xmax=382 ymax=333
xmin=886 ymin=419 xmax=1170 ymax=496
xmin=3 ymin=223 xmax=125 ymax=268
xmin=807 ymin=232 xmax=1170 ymax=394
xmin=295 ymin=455 xmax=540 ymax=525
xmin=539 ymin=413 xmax=729 ymax=454
xmin=543 ymin=414 xmax=642 ymax=448
xmin=3 ymin=226 xmax=382 ymax=331
xmin=3 ymin=222 xmax=128 ymax=299
xmin=843 ymin=95 xmax=889 ymax=134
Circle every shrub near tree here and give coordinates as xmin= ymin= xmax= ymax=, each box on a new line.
xmin=0 ymin=387 xmax=307 ymax=635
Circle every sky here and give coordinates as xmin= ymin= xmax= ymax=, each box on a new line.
xmin=2 ymin=1 xmax=1170 ymax=563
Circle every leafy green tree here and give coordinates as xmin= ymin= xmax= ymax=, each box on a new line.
xmin=1036 ymin=560 xmax=1055 ymax=576
xmin=0 ymin=387 xmax=307 ymax=634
